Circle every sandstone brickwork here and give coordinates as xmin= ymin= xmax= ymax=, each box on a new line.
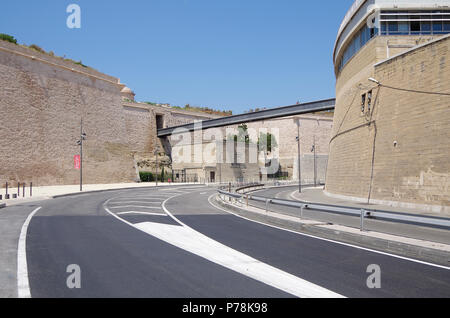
xmin=327 ymin=35 xmax=450 ymax=215
xmin=0 ymin=40 xmax=218 ymax=187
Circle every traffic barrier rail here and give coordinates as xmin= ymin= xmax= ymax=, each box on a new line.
xmin=217 ymin=189 xmax=450 ymax=231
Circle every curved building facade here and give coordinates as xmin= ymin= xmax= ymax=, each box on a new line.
xmin=326 ymin=0 xmax=450 ymax=215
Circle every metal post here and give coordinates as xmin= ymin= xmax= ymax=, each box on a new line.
xmin=155 ymin=147 xmax=159 ymax=187
xmin=30 ymin=182 xmax=32 ymax=197
xmin=17 ymin=182 xmax=20 ymax=197
xmin=300 ymin=204 xmax=304 ymax=219
xmin=265 ymin=199 xmax=270 ymax=214
xmin=360 ymin=209 xmax=365 ymax=232
xmin=313 ymin=135 xmax=317 ymax=187
xmin=297 ymin=119 xmax=302 ymax=193
xmin=246 ymin=195 xmax=249 ymax=207
xmin=5 ymin=182 xmax=9 ymax=200
xmin=80 ymin=119 xmax=83 ymax=192
xmin=23 ymin=183 xmax=25 ymax=198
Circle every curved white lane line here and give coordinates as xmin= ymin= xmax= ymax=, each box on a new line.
xmin=17 ymin=207 xmax=41 ymax=298
xmin=116 ymin=212 xmax=167 ymax=216
xmin=208 ymin=193 xmax=450 ymax=270
xmin=160 ymin=191 xmax=344 ymax=298
xmin=105 ymin=190 xmax=344 ymax=298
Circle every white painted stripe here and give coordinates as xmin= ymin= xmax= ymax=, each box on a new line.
xmin=207 ymin=194 xmax=450 ymax=270
xmin=117 ymin=212 xmax=167 ymax=216
xmin=136 ymin=221 xmax=344 ymax=298
xmin=104 ymin=200 xmax=343 ymax=298
xmin=17 ymin=207 xmax=41 ymax=298
xmin=109 ymin=205 xmax=162 ymax=209
xmin=117 ymin=195 xmax=172 ymax=197
xmin=109 ymin=201 xmax=162 ymax=205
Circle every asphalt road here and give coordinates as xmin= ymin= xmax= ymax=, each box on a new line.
xmin=6 ymin=185 xmax=450 ymax=298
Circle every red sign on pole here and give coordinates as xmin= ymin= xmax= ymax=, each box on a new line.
xmin=74 ymin=155 xmax=81 ymax=170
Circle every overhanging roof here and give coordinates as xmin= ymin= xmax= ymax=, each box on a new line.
xmin=157 ymin=98 xmax=335 ymax=137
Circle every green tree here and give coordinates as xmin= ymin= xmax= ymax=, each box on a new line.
xmin=227 ymin=124 xmax=250 ymax=144
xmin=258 ymin=132 xmax=278 ymax=153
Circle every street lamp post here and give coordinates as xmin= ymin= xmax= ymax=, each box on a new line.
xmin=155 ymin=146 xmax=159 ymax=187
xmin=311 ymin=135 xmax=317 ymax=187
xmin=76 ymin=119 xmax=87 ymax=192
xmin=296 ymin=119 xmax=302 ymax=193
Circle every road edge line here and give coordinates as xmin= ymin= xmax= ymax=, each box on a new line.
xmin=17 ymin=207 xmax=41 ymax=298
xmin=209 ymin=194 xmax=450 ymax=270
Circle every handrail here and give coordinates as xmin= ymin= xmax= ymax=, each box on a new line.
xmin=217 ymin=189 xmax=450 ymax=229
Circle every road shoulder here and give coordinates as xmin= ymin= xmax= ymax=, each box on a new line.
xmin=212 ymin=194 xmax=450 ymax=267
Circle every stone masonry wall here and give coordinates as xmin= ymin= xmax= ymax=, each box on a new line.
xmin=0 ymin=40 xmax=137 ymax=186
xmin=327 ymin=35 xmax=450 ymax=215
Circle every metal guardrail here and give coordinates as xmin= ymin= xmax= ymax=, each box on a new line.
xmin=236 ymin=183 xmax=265 ymax=194
xmin=217 ymin=189 xmax=450 ymax=231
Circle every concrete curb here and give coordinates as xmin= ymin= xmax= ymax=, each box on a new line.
xmin=52 ymin=186 xmax=158 ymax=199
xmin=214 ymin=196 xmax=450 ymax=267
xmin=0 ymin=184 xmax=208 ymax=206
xmin=52 ymin=183 xmax=208 ymax=199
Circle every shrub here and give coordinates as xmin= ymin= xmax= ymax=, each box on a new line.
xmin=29 ymin=44 xmax=46 ymax=54
xmin=0 ymin=33 xmax=17 ymax=44
xmin=140 ymin=171 xmax=171 ymax=182
xmin=139 ymin=171 xmax=155 ymax=182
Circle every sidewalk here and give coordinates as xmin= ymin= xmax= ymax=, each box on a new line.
xmin=0 ymin=182 xmax=202 ymax=207
xmin=291 ymin=187 xmax=447 ymax=218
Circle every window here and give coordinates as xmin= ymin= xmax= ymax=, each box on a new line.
xmin=433 ymin=21 xmax=443 ymax=32
xmin=367 ymin=90 xmax=373 ymax=112
xmin=444 ymin=21 xmax=450 ymax=31
xmin=156 ymin=115 xmax=164 ymax=130
xmin=361 ymin=94 xmax=366 ymax=113
xmin=388 ymin=21 xmax=398 ymax=33
xmin=398 ymin=22 xmax=409 ymax=34
xmin=337 ymin=10 xmax=450 ymax=74
xmin=381 ymin=22 xmax=387 ymax=35
xmin=411 ymin=21 xmax=421 ymax=33
xmin=421 ymin=21 xmax=432 ymax=34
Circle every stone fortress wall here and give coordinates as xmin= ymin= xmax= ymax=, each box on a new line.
xmin=0 ymin=39 xmax=219 ymax=186
xmin=0 ymin=38 xmax=334 ymax=187
xmin=327 ymin=34 xmax=450 ymax=214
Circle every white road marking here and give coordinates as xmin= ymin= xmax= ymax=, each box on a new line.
xmin=109 ymin=201 xmax=162 ymax=205
xmin=208 ymin=194 xmax=450 ymax=270
xmin=109 ymin=205 xmax=162 ymax=209
xmin=104 ymin=198 xmax=343 ymax=298
xmin=117 ymin=212 xmax=167 ymax=216
xmin=113 ymin=196 xmax=166 ymax=199
xmin=135 ymin=221 xmax=344 ymax=298
xmin=17 ymin=207 xmax=41 ymax=298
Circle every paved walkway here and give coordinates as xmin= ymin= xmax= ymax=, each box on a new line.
xmin=291 ymin=187 xmax=447 ymax=218
xmin=0 ymin=182 xmax=201 ymax=207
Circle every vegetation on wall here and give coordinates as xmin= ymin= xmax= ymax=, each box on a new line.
xmin=142 ymin=101 xmax=233 ymax=117
xmin=0 ymin=33 xmax=17 ymax=44
xmin=0 ymin=33 xmax=90 ymax=69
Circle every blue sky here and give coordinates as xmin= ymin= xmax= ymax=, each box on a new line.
xmin=1 ymin=0 xmax=354 ymax=114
